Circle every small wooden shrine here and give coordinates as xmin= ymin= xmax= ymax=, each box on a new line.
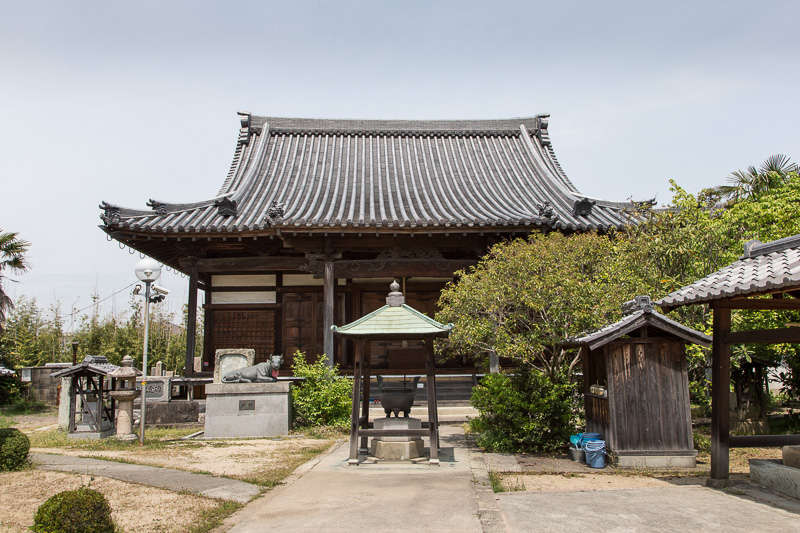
xmin=51 ymin=356 xmax=120 ymax=439
xmin=332 ymin=281 xmax=453 ymax=464
xmin=564 ymin=296 xmax=711 ymax=468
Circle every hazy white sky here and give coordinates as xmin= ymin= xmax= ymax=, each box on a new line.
xmin=2 ymin=1 xmax=799 ymax=326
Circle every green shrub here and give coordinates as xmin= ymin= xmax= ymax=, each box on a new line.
xmin=291 ymin=351 xmax=352 ymax=429
xmin=31 ymin=486 xmax=115 ymax=533
xmin=0 ymin=427 xmax=30 ymax=471
xmin=469 ymin=366 xmax=578 ymax=453
xmin=693 ymin=432 xmax=711 ymax=454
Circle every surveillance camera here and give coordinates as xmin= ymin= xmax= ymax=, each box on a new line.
xmin=132 ymin=285 xmax=142 ymax=295
xmin=152 ymin=285 xmax=170 ymax=296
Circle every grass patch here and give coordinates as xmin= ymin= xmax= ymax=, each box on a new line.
xmin=291 ymin=425 xmax=348 ymax=439
xmin=233 ymin=441 xmax=332 ymax=487
xmin=187 ymin=500 xmax=243 ymax=533
xmin=29 ymin=426 xmax=201 ymax=451
xmin=488 ymin=471 xmax=504 ymax=493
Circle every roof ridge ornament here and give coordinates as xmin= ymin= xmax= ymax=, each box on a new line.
xmin=215 ymin=197 xmax=237 ymax=217
xmin=535 ymin=114 xmax=551 ymax=146
xmin=99 ymin=203 xmax=121 ymax=225
xmin=147 ymin=200 xmax=169 ymax=215
xmin=386 ymin=280 xmax=405 ymax=307
xmin=237 ymin=111 xmax=252 ymax=145
xmin=622 ymin=295 xmax=654 ymax=315
xmin=573 ymin=198 xmax=596 ymax=217
xmin=536 ymin=201 xmax=557 ymax=220
xmin=266 ymin=200 xmax=285 ymax=225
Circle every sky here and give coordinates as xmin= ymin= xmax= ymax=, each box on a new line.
xmin=2 ymin=0 xmax=799 ymax=329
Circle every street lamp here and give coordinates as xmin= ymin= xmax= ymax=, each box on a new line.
xmin=134 ymin=258 xmax=162 ymax=446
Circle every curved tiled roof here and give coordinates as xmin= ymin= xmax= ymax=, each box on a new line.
xmin=657 ymin=235 xmax=800 ymax=310
xmin=100 ymin=114 xmax=635 ymax=234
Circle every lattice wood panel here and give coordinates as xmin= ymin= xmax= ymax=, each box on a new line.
xmin=210 ymin=309 xmax=277 ymax=365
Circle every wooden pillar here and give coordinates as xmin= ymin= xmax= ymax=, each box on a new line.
xmin=710 ymin=306 xmax=731 ymax=485
xmin=348 ymin=340 xmax=364 ymax=465
xmin=425 ymin=339 xmax=440 ymax=464
xmin=185 ymin=263 xmax=198 ymax=377
xmin=360 ymin=346 xmax=371 ymax=452
xmin=323 ymin=261 xmax=335 ymax=367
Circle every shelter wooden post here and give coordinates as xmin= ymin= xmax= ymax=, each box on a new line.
xmin=323 ymin=260 xmax=335 ymax=367
xmin=710 ymin=305 xmax=731 ymax=485
xmin=360 ymin=344 xmax=371 ymax=452
xmin=426 ymin=339 xmax=440 ymax=463
xmin=185 ymin=261 xmax=198 ymax=377
xmin=349 ymin=340 xmax=365 ymax=465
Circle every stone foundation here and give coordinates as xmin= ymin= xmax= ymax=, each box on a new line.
xmin=614 ymin=451 xmax=697 ymax=469
xmin=369 ymin=417 xmax=425 ymax=461
xmin=204 ymin=382 xmax=291 ymax=438
xmin=750 ymin=459 xmax=800 ymax=500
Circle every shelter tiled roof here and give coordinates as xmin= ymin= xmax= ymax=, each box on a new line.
xmin=100 ymin=114 xmax=635 ymax=234
xmin=50 ymin=356 xmax=120 ymax=378
xmin=564 ymin=306 xmax=711 ymax=351
xmin=657 ymin=235 xmax=800 ymax=311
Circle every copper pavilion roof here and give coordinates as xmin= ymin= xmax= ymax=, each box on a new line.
xmin=332 ymin=282 xmax=453 ymax=339
xmin=657 ymin=235 xmax=800 ymax=312
xmin=100 ymin=114 xmax=635 ymax=234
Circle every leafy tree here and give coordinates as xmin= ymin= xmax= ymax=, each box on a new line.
xmin=437 ymin=231 xmax=645 ymax=378
xmin=711 ymin=154 xmax=797 ymax=204
xmin=0 ymin=231 xmax=30 ymax=335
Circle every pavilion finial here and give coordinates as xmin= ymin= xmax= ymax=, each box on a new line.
xmin=386 ymin=280 xmax=405 ymax=307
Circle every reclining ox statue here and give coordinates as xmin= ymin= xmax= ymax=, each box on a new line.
xmin=222 ymin=354 xmax=284 ymax=383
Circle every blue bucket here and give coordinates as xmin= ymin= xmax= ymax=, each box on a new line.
xmin=569 ymin=434 xmax=582 ymax=447
xmin=579 ymin=433 xmax=601 ymax=448
xmin=584 ymin=439 xmax=606 ymax=468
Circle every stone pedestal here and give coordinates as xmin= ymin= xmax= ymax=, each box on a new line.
xmin=109 ymin=389 xmax=139 ymax=441
xmin=369 ymin=417 xmax=424 ymax=460
xmin=204 ymin=382 xmax=291 ymax=438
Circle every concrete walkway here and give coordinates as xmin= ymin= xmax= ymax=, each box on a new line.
xmin=32 ymin=453 xmax=260 ymax=504
xmin=217 ymin=425 xmax=484 ymax=532
xmin=33 ymin=428 xmax=800 ymax=532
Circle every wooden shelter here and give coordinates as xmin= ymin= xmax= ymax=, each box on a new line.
xmin=331 ymin=281 xmax=453 ymax=464
xmin=657 ymin=235 xmax=800 ymax=485
xmin=99 ymin=113 xmax=635 ymax=377
xmin=51 ymin=356 xmax=119 ymax=439
xmin=565 ymin=296 xmax=711 ymax=467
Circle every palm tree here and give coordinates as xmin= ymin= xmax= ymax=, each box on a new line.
xmin=0 ymin=230 xmax=30 ymax=335
xmin=713 ymin=154 xmax=798 ymax=204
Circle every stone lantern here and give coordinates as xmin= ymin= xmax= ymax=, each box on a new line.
xmin=109 ymin=355 xmax=140 ymax=441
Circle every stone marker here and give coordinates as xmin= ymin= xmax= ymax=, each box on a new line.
xmin=154 ymin=361 xmax=164 ymax=376
xmin=213 ymin=349 xmax=255 ymax=383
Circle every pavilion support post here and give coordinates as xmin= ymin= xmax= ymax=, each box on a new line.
xmin=184 ymin=263 xmax=198 ymax=377
xmin=360 ymin=344 xmax=371 ymax=452
xmin=349 ymin=340 xmax=364 ymax=465
xmin=710 ymin=306 xmax=731 ymax=486
xmin=323 ymin=261 xmax=335 ymax=367
xmin=425 ymin=339 xmax=440 ymax=465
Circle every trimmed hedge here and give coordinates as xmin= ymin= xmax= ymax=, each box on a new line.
xmin=0 ymin=427 xmax=30 ymax=471
xmin=31 ymin=487 xmax=115 ymax=533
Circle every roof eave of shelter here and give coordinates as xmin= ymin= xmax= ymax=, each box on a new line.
xmin=563 ymin=310 xmax=711 ymax=350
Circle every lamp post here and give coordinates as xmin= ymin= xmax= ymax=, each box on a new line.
xmin=135 ymin=258 xmax=162 ymax=446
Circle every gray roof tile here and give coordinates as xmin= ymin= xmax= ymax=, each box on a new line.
xmin=657 ymin=235 xmax=800 ymax=310
xmin=101 ymin=114 xmax=636 ymax=234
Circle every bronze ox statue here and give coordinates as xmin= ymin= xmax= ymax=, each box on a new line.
xmin=222 ymin=354 xmax=284 ymax=383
